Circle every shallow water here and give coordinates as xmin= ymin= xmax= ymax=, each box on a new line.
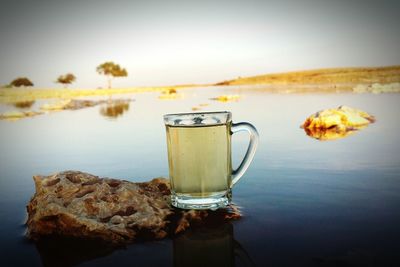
xmin=1 ymin=87 xmax=400 ymax=266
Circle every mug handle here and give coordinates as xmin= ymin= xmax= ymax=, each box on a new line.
xmin=231 ymin=122 xmax=259 ymax=187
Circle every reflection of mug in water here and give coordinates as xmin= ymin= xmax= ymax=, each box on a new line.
xmin=173 ymin=224 xmax=234 ymax=267
xmin=173 ymin=223 xmax=255 ymax=267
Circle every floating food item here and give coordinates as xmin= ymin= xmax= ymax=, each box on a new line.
xmin=210 ymin=95 xmax=241 ymax=102
xmin=26 ymin=171 xmax=241 ymax=245
xmin=301 ymin=105 xmax=375 ymax=141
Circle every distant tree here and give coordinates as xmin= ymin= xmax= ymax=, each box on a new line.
xmin=10 ymin=77 xmax=34 ymax=88
xmin=56 ymin=73 xmax=76 ymax=88
xmin=96 ymin=61 xmax=128 ymax=89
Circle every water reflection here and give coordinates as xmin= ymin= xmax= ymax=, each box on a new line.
xmin=173 ymin=223 xmax=255 ymax=267
xmin=99 ymin=100 xmax=131 ymax=119
xmin=1 ymin=99 xmax=133 ymax=121
xmin=13 ymin=100 xmax=35 ymax=109
xmin=0 ymin=110 xmax=43 ymax=121
xmin=2 ymin=91 xmax=399 ymax=266
xmin=158 ymin=88 xmax=183 ymax=100
xmin=42 ymin=99 xmax=108 ymax=111
xmin=34 ymin=236 xmax=116 ymax=267
xmin=210 ymin=95 xmax=241 ymax=102
xmin=303 ymin=126 xmax=363 ymax=141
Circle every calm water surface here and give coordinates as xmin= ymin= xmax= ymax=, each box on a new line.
xmin=1 ymin=87 xmax=400 ymax=266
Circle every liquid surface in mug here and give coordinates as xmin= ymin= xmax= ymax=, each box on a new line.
xmin=166 ymin=124 xmax=232 ymax=197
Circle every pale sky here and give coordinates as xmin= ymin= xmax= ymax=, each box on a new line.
xmin=0 ymin=0 xmax=399 ymax=88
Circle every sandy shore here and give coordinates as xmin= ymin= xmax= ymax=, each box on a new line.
xmin=0 ymin=85 xmax=195 ymax=103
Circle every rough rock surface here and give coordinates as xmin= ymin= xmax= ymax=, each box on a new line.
xmin=26 ymin=171 xmax=240 ymax=245
xmin=301 ymin=105 xmax=375 ymax=140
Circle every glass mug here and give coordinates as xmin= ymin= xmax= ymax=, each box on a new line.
xmin=164 ymin=111 xmax=259 ymax=210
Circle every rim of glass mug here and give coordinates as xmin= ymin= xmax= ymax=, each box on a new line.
xmin=163 ymin=111 xmax=232 ymax=126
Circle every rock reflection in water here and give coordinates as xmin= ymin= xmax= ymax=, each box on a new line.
xmin=173 ymin=223 xmax=255 ymax=267
xmin=41 ymin=99 xmax=108 ymax=111
xmin=303 ymin=126 xmax=364 ymax=141
xmin=34 ymin=236 xmax=116 ymax=267
xmin=210 ymin=95 xmax=241 ymax=102
xmin=99 ymin=100 xmax=131 ymax=119
xmin=158 ymin=88 xmax=184 ymax=100
xmin=13 ymin=100 xmax=35 ymax=109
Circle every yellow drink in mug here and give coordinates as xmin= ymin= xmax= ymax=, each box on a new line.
xmin=164 ymin=111 xmax=258 ymax=210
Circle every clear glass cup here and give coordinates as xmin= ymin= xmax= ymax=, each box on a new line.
xmin=164 ymin=111 xmax=259 ymax=210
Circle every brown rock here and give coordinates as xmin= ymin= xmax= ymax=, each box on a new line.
xmin=26 ymin=171 xmax=240 ymax=245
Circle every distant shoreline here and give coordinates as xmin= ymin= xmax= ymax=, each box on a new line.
xmin=1 ymin=66 xmax=399 ymax=102
xmin=215 ymin=65 xmax=400 ymax=86
xmin=0 ymin=86 xmax=197 ymax=103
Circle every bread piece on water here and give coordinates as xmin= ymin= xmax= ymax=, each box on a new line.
xmin=26 ymin=171 xmax=240 ymax=245
xmin=301 ymin=106 xmax=375 ymax=140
